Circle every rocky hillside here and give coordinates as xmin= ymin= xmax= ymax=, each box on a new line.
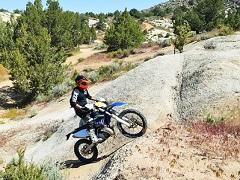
xmin=0 ymin=12 xmax=20 ymax=23
xmin=148 ymin=0 xmax=240 ymax=11
xmin=0 ymin=34 xmax=240 ymax=179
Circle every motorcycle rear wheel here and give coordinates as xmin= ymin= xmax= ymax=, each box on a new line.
xmin=117 ymin=109 xmax=147 ymax=138
xmin=74 ymin=139 xmax=98 ymax=163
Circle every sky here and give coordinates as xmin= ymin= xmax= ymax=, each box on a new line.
xmin=0 ymin=0 xmax=167 ymax=13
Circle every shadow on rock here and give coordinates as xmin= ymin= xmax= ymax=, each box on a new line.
xmin=0 ymin=86 xmax=29 ymax=109
xmin=61 ymin=140 xmax=133 ymax=169
xmin=62 ymin=154 xmax=111 ymax=169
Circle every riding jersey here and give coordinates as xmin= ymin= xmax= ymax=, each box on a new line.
xmin=70 ymin=87 xmax=92 ymax=117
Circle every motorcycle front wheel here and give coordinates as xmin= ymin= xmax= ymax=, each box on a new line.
xmin=74 ymin=139 xmax=98 ymax=163
xmin=117 ymin=109 xmax=147 ymax=138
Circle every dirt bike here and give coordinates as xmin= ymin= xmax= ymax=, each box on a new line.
xmin=68 ymin=99 xmax=147 ymax=163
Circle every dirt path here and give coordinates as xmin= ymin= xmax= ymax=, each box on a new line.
xmin=74 ymin=45 xmax=174 ymax=72
xmin=65 ymin=47 xmax=105 ymax=66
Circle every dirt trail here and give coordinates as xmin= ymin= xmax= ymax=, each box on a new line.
xmin=65 ymin=47 xmax=104 ymax=66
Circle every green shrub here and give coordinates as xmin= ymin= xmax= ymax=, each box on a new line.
xmin=88 ymin=71 xmax=100 ymax=83
xmin=94 ymin=43 xmax=108 ymax=50
xmin=174 ymin=23 xmax=191 ymax=53
xmin=109 ymin=49 xmax=131 ymax=59
xmin=218 ymin=25 xmax=233 ymax=36
xmin=36 ymin=77 xmax=74 ymax=102
xmin=83 ymin=68 xmax=95 ymax=73
xmin=78 ymin=58 xmax=84 ymax=63
xmin=29 ymin=108 xmax=38 ymax=118
xmin=0 ymin=149 xmax=46 ymax=180
xmin=206 ymin=113 xmax=224 ymax=124
xmin=41 ymin=160 xmax=66 ymax=180
xmin=204 ymin=41 xmax=216 ymax=50
xmin=87 ymin=61 xmax=138 ymax=83
xmin=200 ymin=35 xmax=209 ymax=41
xmin=42 ymin=125 xmax=59 ymax=141
xmin=67 ymin=47 xmax=81 ymax=57
xmin=0 ymin=158 xmax=4 ymax=165
xmin=0 ymin=149 xmax=66 ymax=180
xmin=50 ymin=81 xmax=72 ymax=98
xmin=104 ymin=9 xmax=145 ymax=51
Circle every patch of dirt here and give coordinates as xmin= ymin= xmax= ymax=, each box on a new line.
xmin=75 ymin=52 xmax=111 ymax=72
xmin=65 ymin=47 xmax=105 ymax=66
xmin=0 ymin=64 xmax=9 ymax=82
xmin=141 ymin=21 xmax=154 ymax=31
xmin=74 ymin=44 xmax=173 ymax=72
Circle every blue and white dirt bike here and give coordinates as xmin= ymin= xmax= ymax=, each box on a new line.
xmin=68 ymin=99 xmax=147 ymax=163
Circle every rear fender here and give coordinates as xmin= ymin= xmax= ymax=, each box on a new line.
xmin=73 ymin=128 xmax=89 ymax=138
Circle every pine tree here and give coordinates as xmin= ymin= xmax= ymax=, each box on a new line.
xmin=195 ymin=0 xmax=224 ymax=30
xmin=45 ymin=0 xmax=63 ymax=48
xmin=226 ymin=8 xmax=240 ymax=30
xmin=174 ymin=23 xmax=191 ymax=53
xmin=184 ymin=10 xmax=205 ymax=33
xmin=104 ymin=9 xmax=145 ymax=51
xmin=96 ymin=13 xmax=106 ymax=31
xmin=7 ymin=0 xmax=65 ymax=99
xmin=0 ymin=22 xmax=14 ymax=67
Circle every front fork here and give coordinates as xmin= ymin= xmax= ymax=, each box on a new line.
xmin=111 ymin=114 xmax=131 ymax=127
xmin=101 ymin=109 xmax=131 ymax=127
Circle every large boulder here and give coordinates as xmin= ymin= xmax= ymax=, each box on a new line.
xmin=178 ymin=35 xmax=240 ymax=120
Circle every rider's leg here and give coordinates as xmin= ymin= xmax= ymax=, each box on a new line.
xmin=85 ymin=116 xmax=103 ymax=143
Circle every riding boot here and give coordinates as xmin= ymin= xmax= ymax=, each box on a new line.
xmin=88 ymin=128 xmax=102 ymax=143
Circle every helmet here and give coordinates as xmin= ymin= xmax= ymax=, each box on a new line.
xmin=75 ymin=75 xmax=90 ymax=89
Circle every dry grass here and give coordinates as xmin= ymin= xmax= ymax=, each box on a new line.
xmin=188 ymin=29 xmax=220 ymax=43
xmin=225 ymin=106 xmax=240 ymax=125
xmin=189 ymin=121 xmax=240 ymax=159
xmin=86 ymin=60 xmax=138 ymax=83
xmin=0 ymin=64 xmax=9 ymax=82
xmin=0 ymin=108 xmax=26 ymax=120
xmin=86 ymin=52 xmax=111 ymax=63
xmin=42 ymin=125 xmax=60 ymax=141
xmin=0 ymin=158 xmax=3 ymax=165
xmin=67 ymin=47 xmax=81 ymax=56
xmin=107 ymin=121 xmax=240 ymax=180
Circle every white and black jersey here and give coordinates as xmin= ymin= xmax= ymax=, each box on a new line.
xmin=70 ymin=87 xmax=92 ymax=107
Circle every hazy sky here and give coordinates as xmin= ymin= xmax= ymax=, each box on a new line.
xmin=0 ymin=0 xmax=167 ymax=13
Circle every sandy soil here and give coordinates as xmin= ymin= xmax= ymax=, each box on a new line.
xmin=141 ymin=21 xmax=154 ymax=31
xmin=65 ymin=47 xmax=105 ymax=66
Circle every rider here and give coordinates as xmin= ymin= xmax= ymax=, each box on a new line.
xmin=67 ymin=75 xmax=102 ymax=143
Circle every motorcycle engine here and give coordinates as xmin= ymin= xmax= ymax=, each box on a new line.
xmin=97 ymin=129 xmax=111 ymax=141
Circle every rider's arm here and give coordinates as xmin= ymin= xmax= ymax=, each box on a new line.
xmin=86 ymin=89 xmax=93 ymax=100
xmin=71 ymin=89 xmax=83 ymax=110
